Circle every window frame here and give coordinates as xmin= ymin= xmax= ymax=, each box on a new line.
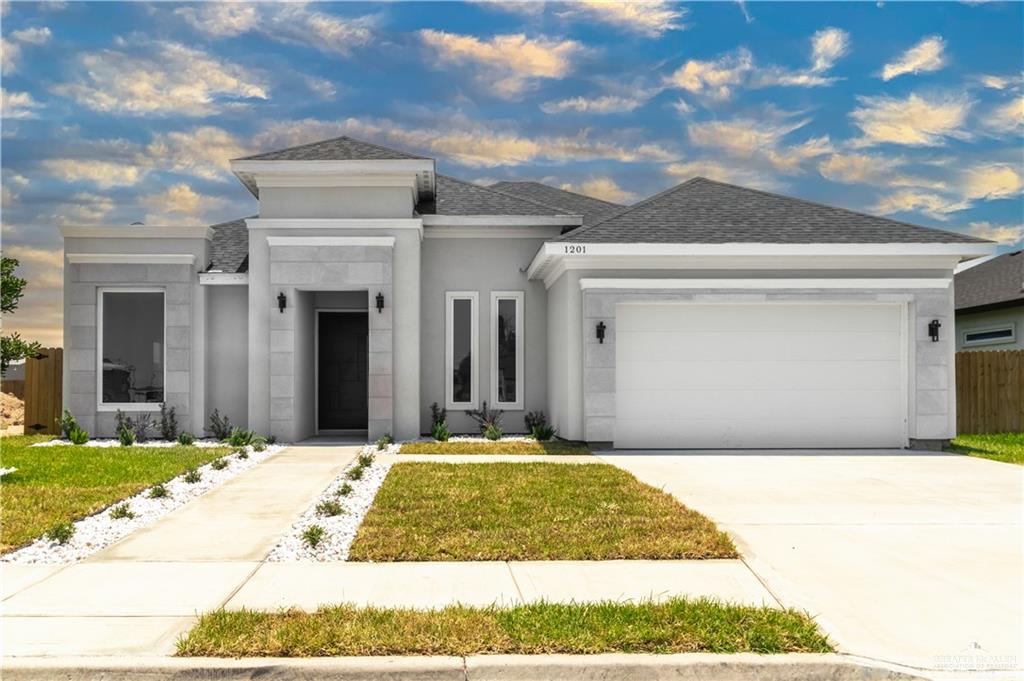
xmin=490 ymin=291 xmax=524 ymax=410
xmin=962 ymin=323 xmax=1016 ymax=348
xmin=96 ymin=287 xmax=167 ymax=412
xmin=445 ymin=291 xmax=479 ymax=410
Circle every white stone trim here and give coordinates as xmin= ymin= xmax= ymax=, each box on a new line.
xmin=198 ymin=272 xmax=249 ymax=286
xmin=231 ymin=159 xmax=435 ymax=175
xmin=445 ymin=291 xmax=479 ymax=411
xmin=266 ymin=236 xmax=396 ymax=247
xmin=67 ymin=253 xmax=196 ymax=265
xmin=490 ymin=291 xmax=525 ymax=411
xmin=424 ymin=225 xmax=564 ymax=239
xmin=421 ymin=215 xmax=581 ymax=227
xmin=59 ymin=225 xmax=213 ymax=240
xmin=96 ymin=287 xmax=166 ymax=413
xmin=579 ymin=278 xmax=953 ymax=290
xmin=248 ymin=218 xmax=422 ymax=237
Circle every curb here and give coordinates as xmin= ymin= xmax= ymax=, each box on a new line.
xmin=1 ymin=653 xmax=928 ymax=680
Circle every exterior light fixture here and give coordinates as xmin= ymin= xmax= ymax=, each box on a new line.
xmin=376 ymin=291 xmax=385 ymax=314
xmin=928 ymin=319 xmax=941 ymax=342
xmin=596 ymin=321 xmax=606 ymax=344
xmin=277 ymin=292 xmax=287 ymax=313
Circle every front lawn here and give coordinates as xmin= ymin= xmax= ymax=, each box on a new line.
xmin=348 ymin=462 xmax=736 ymax=561
xmin=177 ymin=599 xmax=831 ymax=657
xmin=399 ymin=439 xmax=591 ymax=456
xmin=0 ymin=435 xmax=230 ymax=552
xmin=949 ymin=432 xmax=1024 ymax=465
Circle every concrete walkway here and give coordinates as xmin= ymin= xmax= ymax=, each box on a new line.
xmin=598 ymin=450 xmax=1024 ymax=673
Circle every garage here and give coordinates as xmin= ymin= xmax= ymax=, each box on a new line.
xmin=614 ymin=302 xmax=908 ymax=449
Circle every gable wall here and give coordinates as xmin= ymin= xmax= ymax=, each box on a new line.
xmin=258 ymin=187 xmax=413 ymax=219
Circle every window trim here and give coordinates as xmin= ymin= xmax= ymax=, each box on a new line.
xmin=445 ymin=291 xmax=479 ymax=410
xmin=490 ymin=291 xmax=525 ymax=410
xmin=962 ymin=323 xmax=1016 ymax=348
xmin=96 ymin=287 xmax=166 ymax=412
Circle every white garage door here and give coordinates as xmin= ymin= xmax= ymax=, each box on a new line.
xmin=614 ymin=302 xmax=907 ymax=449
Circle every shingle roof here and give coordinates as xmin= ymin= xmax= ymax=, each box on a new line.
xmin=488 ymin=181 xmax=623 ymax=225
xmin=235 ymin=135 xmax=430 ymax=162
xmin=955 ymin=251 xmax=1024 ymax=311
xmin=207 ymin=217 xmax=253 ymax=273
xmin=416 ymin=175 xmax=577 ymax=217
xmin=556 ymin=177 xmax=990 ymax=244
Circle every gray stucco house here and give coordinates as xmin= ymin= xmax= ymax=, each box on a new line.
xmin=60 ymin=136 xmax=994 ymax=448
xmin=954 ymin=250 xmax=1024 ymax=352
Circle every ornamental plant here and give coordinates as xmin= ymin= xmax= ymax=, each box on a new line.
xmin=68 ymin=426 xmax=90 ymax=445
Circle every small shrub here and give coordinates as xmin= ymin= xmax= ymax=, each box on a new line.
xmin=466 ymin=401 xmax=504 ymax=433
xmin=358 ymin=452 xmax=375 ymax=467
xmin=430 ymin=402 xmax=447 ymax=428
xmin=302 ymin=525 xmax=326 ymax=549
xmin=346 ymin=465 xmax=364 ymax=481
xmin=484 ymin=423 xmax=503 ymax=441
xmin=376 ymin=434 xmax=393 ymax=450
xmin=226 ymin=427 xmax=255 ymax=447
xmin=117 ymin=422 xmax=136 ymax=447
xmin=211 ymin=458 xmax=228 ymax=470
xmin=46 ymin=522 xmax=75 ymax=545
xmin=266 ymin=435 xmax=277 ymax=445
xmin=183 ymin=468 xmax=202 ymax=484
xmin=316 ymin=499 xmax=345 ymax=517
xmin=177 ymin=431 xmax=195 ymax=446
xmin=251 ymin=435 xmax=268 ymax=452
xmin=59 ymin=409 xmax=79 ymax=439
xmin=159 ymin=403 xmax=178 ymax=441
xmin=431 ymin=421 xmax=451 ymax=442
xmin=131 ymin=414 xmax=153 ymax=442
xmin=235 ymin=448 xmax=249 ymax=460
xmin=68 ymin=426 xmax=90 ymax=445
xmin=207 ymin=409 xmax=232 ymax=440
xmin=524 ymin=410 xmax=547 ymax=433
xmin=335 ymin=482 xmax=353 ymax=496
xmin=532 ymin=424 xmax=557 ymax=442
xmin=109 ymin=503 xmax=135 ymax=520
xmin=148 ymin=484 xmax=169 ymax=499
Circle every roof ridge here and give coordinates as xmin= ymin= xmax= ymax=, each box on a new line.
xmin=492 ymin=180 xmax=624 ymax=209
xmin=437 ymin=174 xmax=579 ymax=216
xmin=555 ymin=177 xmax=705 ymax=241
xmin=235 ymin=134 xmax=428 ymax=161
xmin=210 ymin=215 xmax=257 ymax=228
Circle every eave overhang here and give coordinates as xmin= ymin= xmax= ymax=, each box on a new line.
xmin=230 ymin=159 xmax=436 ymax=202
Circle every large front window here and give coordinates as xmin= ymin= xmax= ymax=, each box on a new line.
xmin=491 ymin=291 xmax=524 ymax=410
xmin=445 ymin=291 xmax=478 ymax=409
xmin=99 ymin=289 xmax=165 ymax=408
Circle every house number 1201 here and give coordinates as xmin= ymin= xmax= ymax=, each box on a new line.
xmin=564 ymin=245 xmax=586 ymax=254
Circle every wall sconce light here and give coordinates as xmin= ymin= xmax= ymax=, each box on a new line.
xmin=596 ymin=321 xmax=606 ymax=344
xmin=928 ymin=319 xmax=941 ymax=342
xmin=376 ymin=291 xmax=385 ymax=314
xmin=277 ymin=292 xmax=287 ymax=313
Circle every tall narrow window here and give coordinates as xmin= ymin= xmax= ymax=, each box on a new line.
xmin=98 ymin=289 xmax=165 ymax=409
xmin=491 ymin=291 xmax=524 ymax=410
xmin=445 ymin=292 xmax=478 ymax=409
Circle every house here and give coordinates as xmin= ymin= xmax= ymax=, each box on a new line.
xmin=60 ymin=135 xmax=995 ymax=448
xmin=954 ymin=250 xmax=1024 ymax=351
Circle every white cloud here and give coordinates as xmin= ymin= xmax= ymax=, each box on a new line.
xmin=1 ymin=36 xmax=19 ymax=75
xmin=175 ymin=3 xmax=259 ymax=37
xmin=541 ymin=94 xmax=646 ymax=114
xmin=849 ymin=92 xmax=972 ymax=146
xmin=555 ymin=1 xmax=687 ymax=38
xmin=980 ymin=74 xmax=1012 ymax=90
xmin=146 ymin=126 xmax=247 ymax=180
xmin=873 ymin=190 xmax=970 ymax=220
xmin=817 ymin=152 xmax=948 ymax=191
xmin=672 ymin=98 xmax=694 ymax=115
xmin=140 ymin=183 xmax=224 ymax=224
xmin=52 ymin=192 xmax=116 ymax=226
xmin=560 ymin=177 xmax=637 ymax=203
xmin=304 ymin=75 xmax=337 ymax=100
xmin=1 ymin=88 xmax=40 ymax=118
xmin=687 ymin=115 xmax=832 ymax=173
xmin=881 ymin=35 xmax=947 ymax=81
xmin=419 ymin=30 xmax=583 ymax=99
xmin=961 ymin=163 xmax=1022 ymax=200
xmin=966 ymin=221 xmax=1024 ymax=246
xmin=986 ymin=95 xmax=1024 ymax=133
xmin=810 ymin=27 xmax=850 ymax=73
xmin=666 ymin=48 xmax=753 ymax=101
xmin=51 ymin=40 xmax=268 ymax=116
xmin=665 ymin=160 xmax=783 ymax=190
xmin=2 ymin=25 xmax=51 ymax=75
xmin=41 ymin=159 xmax=143 ymax=188
xmin=10 ymin=26 xmax=51 ymax=44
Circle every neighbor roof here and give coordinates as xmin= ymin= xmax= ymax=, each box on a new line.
xmin=207 ymin=217 xmax=253 ymax=273
xmin=955 ymin=250 xmax=1024 ymax=311
xmin=235 ymin=135 xmax=430 ymax=162
xmin=489 ymin=181 xmax=623 ymax=225
xmin=416 ymin=175 xmax=576 ymax=217
xmin=556 ymin=177 xmax=990 ymax=244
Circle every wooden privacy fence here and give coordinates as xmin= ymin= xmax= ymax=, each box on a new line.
xmin=23 ymin=347 xmax=63 ymax=435
xmin=956 ymin=349 xmax=1024 ymax=434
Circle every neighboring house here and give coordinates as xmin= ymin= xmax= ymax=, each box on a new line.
xmin=60 ymin=135 xmax=994 ymax=448
xmin=954 ymin=250 xmax=1024 ymax=352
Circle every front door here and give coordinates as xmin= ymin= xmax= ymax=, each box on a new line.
xmin=317 ymin=312 xmax=368 ymax=431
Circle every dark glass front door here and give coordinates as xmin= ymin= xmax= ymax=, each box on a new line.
xmin=318 ymin=312 xmax=368 ymax=430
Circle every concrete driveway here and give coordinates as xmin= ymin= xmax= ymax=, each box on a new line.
xmin=598 ymin=449 xmax=1023 ymax=674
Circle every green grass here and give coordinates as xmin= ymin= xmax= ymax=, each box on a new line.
xmin=949 ymin=432 xmax=1024 ymax=465
xmin=348 ymin=462 xmax=736 ymax=561
xmin=177 ymin=600 xmax=831 ymax=657
xmin=400 ymin=440 xmax=591 ymax=455
xmin=0 ymin=434 xmax=230 ymax=552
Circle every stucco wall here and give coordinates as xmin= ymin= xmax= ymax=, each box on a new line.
xmin=259 ymin=187 xmax=413 ymax=219
xmin=206 ymin=285 xmax=248 ymax=430
xmin=420 ymin=237 xmax=548 ymax=434
xmin=955 ymin=306 xmax=1024 ymax=351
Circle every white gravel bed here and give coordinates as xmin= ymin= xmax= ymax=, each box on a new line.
xmin=0 ymin=467 xmax=17 ymax=478
xmin=2 ymin=443 xmax=285 ymax=564
xmin=33 ymin=437 xmax=228 ymax=448
xmin=407 ymin=435 xmax=535 ymax=443
xmin=266 ymin=443 xmax=397 ymax=562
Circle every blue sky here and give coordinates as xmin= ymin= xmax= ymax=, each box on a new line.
xmin=1 ymin=0 xmax=1022 ymax=344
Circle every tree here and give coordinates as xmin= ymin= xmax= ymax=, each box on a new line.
xmin=1 ymin=256 xmax=42 ymax=374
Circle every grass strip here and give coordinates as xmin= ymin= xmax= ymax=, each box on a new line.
xmin=177 ymin=599 xmax=832 ymax=657
xmin=399 ymin=440 xmax=591 ymax=456
xmin=348 ymin=462 xmax=736 ymax=561
xmin=949 ymin=432 xmax=1024 ymax=465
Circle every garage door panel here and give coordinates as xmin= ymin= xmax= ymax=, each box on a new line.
xmin=616 ymin=388 xmax=902 ymax=421
xmin=617 ymin=303 xmax=902 ymax=333
xmin=616 ymin=360 xmax=902 ymax=392
xmin=616 ymin=330 xmax=900 ymax=362
xmin=614 ymin=417 xmax=905 ymax=449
